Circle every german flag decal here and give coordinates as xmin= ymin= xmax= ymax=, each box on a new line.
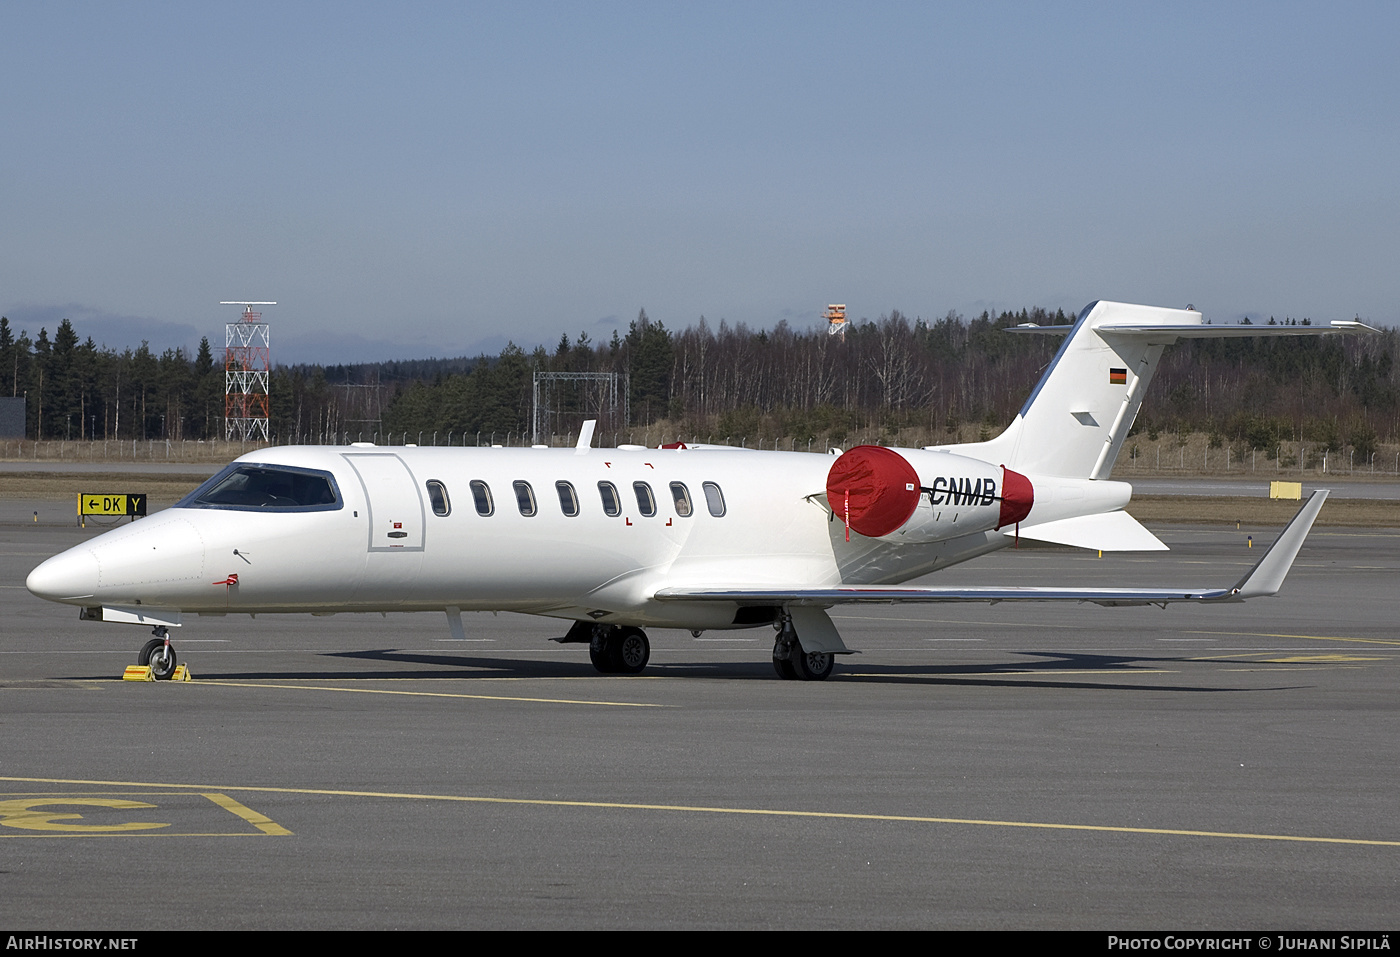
xmin=1109 ymin=367 xmax=1128 ymax=385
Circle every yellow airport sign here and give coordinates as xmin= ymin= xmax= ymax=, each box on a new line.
xmin=1269 ymin=481 xmax=1303 ymax=500
xmin=77 ymin=493 xmax=147 ymax=525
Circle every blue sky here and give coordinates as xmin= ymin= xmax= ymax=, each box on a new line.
xmin=2 ymin=2 xmax=1397 ymax=364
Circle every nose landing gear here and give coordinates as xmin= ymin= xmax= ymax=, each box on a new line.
xmin=137 ymin=626 xmax=178 ymax=680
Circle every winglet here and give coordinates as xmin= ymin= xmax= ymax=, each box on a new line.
xmin=1230 ymin=490 xmax=1328 ymax=599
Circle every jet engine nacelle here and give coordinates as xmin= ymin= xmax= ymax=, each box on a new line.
xmin=825 ymin=445 xmax=1033 ymax=544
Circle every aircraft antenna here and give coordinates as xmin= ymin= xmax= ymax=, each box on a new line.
xmin=220 ymin=301 xmax=275 ymax=442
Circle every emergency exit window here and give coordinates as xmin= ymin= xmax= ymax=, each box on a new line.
xmin=598 ymin=482 xmax=621 ymax=517
xmin=633 ymin=482 xmax=657 ymax=517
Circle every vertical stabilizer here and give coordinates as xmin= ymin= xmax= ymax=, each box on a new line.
xmin=942 ymin=301 xmax=1197 ymax=479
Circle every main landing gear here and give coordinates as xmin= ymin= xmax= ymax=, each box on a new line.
xmin=561 ymin=614 xmax=840 ymax=680
xmin=588 ymin=625 xmax=651 ymax=675
xmin=138 ymin=626 xmax=178 ymax=680
xmin=771 ymin=616 xmax=835 ymax=681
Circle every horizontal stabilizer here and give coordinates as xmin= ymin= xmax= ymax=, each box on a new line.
xmin=654 ymin=492 xmax=1327 ymax=608
xmin=1005 ymin=319 xmax=1379 ymax=340
xmin=973 ymin=303 xmax=1378 ymax=481
xmin=1017 ymin=510 xmax=1167 ymax=551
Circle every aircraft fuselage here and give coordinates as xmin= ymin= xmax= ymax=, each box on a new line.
xmin=28 ymin=444 xmax=1035 ymax=631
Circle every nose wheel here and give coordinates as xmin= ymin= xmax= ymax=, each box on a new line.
xmin=138 ymin=627 xmax=178 ymax=680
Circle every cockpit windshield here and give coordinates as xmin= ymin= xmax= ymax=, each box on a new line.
xmin=177 ymin=464 xmax=342 ymax=511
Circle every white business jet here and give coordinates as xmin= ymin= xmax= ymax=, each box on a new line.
xmin=27 ymin=301 xmax=1374 ymax=681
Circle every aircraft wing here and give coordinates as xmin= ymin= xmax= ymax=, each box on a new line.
xmin=654 ymin=491 xmax=1327 ymax=609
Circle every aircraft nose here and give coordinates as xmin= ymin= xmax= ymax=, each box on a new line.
xmin=27 ymin=548 xmax=100 ymax=603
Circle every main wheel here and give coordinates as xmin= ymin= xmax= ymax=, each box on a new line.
xmin=790 ymin=647 xmax=834 ymax=681
xmin=772 ymin=650 xmax=797 ymax=680
xmin=613 ymin=628 xmax=650 ymax=674
xmin=589 ymin=631 xmax=617 ymax=673
xmin=143 ymin=641 xmax=178 ymax=680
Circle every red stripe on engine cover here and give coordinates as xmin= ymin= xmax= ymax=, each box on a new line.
xmin=998 ymin=467 xmax=1033 ymax=528
xmin=826 ymin=446 xmax=921 ymax=539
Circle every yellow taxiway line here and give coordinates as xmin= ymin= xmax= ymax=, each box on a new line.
xmin=3 ymin=775 xmax=1395 ymax=848
xmin=1187 ymin=630 xmax=1400 ymax=647
xmin=192 ymin=679 xmax=668 ymax=708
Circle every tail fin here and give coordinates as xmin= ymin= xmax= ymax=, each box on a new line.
xmin=940 ymin=300 xmax=1375 ymax=480
xmin=986 ymin=301 xmax=1185 ymax=478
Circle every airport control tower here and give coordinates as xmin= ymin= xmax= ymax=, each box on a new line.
xmin=825 ymin=304 xmax=847 ymax=340
xmin=221 ymin=301 xmax=274 ymax=441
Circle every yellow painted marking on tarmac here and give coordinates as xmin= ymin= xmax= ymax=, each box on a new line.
xmin=838 ymin=669 xmax=1177 ymax=678
xmin=1 ymin=775 xmax=1395 ymax=848
xmin=1190 ymin=651 xmax=1388 ymax=664
xmin=0 ymin=797 xmax=168 ymax=832
xmin=0 ymin=791 xmax=290 ymax=837
xmin=1217 ymin=667 xmax=1363 ymax=673
xmin=1187 ymin=631 xmax=1400 ymax=647
xmin=194 ymin=679 xmax=667 ymax=708
xmin=201 ymin=792 xmax=293 ymax=835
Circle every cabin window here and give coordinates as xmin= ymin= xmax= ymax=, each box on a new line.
xmin=669 ymin=482 xmax=692 ymax=517
xmin=556 ymin=481 xmax=579 ymax=517
xmin=598 ymin=481 xmax=621 ymax=517
xmin=470 ymin=480 xmax=494 ymax=516
xmin=514 ymin=480 xmax=537 ymax=517
xmin=703 ymin=481 xmax=726 ymax=517
xmin=426 ymin=480 xmax=451 ymax=517
xmin=177 ymin=464 xmax=341 ymax=512
xmin=633 ymin=482 xmax=657 ymax=517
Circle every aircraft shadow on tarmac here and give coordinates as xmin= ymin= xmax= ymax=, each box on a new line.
xmin=106 ymin=646 xmax=1311 ymax=694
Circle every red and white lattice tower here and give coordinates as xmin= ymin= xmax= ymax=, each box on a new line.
xmin=220 ymin=301 xmax=275 ymax=441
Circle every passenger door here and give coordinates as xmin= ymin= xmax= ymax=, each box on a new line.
xmin=343 ymin=453 xmax=425 ymax=551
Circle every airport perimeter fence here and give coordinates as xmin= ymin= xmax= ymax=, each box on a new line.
xmin=3 ymin=433 xmax=1399 ymax=478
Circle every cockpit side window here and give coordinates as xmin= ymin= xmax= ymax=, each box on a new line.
xmin=177 ymin=464 xmax=341 ymax=512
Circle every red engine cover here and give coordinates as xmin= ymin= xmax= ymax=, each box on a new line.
xmin=997 ymin=467 xmax=1033 ymax=528
xmin=825 ymin=446 xmax=921 ymax=538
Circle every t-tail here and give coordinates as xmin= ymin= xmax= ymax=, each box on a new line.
xmin=944 ymin=300 xmax=1377 ymax=481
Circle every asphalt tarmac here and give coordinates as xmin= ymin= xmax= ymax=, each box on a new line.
xmin=1130 ymin=477 xmax=1400 ymax=500
xmin=2 ymin=501 xmax=1397 ymax=929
